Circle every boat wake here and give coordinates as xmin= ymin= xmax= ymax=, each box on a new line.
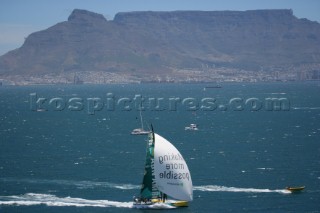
xmin=0 ymin=186 xmax=290 ymax=208
xmin=133 ymin=202 xmax=176 ymax=209
xmin=194 ymin=185 xmax=290 ymax=194
xmin=0 ymin=193 xmax=177 ymax=209
xmin=1 ymin=178 xmax=291 ymax=194
xmin=0 ymin=193 xmax=134 ymax=208
xmin=292 ymin=106 xmax=320 ymax=110
xmin=0 ymin=178 xmax=291 ymax=208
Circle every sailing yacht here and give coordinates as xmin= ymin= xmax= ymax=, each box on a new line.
xmin=133 ymin=126 xmax=193 ymax=208
xmin=131 ymin=128 xmax=150 ymax=135
xmin=131 ymin=108 xmax=150 ymax=135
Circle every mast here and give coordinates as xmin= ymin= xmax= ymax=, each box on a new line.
xmin=139 ymin=108 xmax=144 ymax=130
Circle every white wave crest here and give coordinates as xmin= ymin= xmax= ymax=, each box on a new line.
xmin=268 ymin=93 xmax=287 ymax=95
xmin=292 ymin=107 xmax=320 ymax=110
xmin=0 ymin=193 xmax=177 ymax=209
xmin=0 ymin=193 xmax=133 ymax=208
xmin=193 ymin=185 xmax=290 ymax=194
xmin=257 ymin=167 xmax=274 ymax=170
xmin=133 ymin=202 xmax=176 ymax=209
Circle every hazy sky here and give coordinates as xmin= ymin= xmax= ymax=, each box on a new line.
xmin=0 ymin=0 xmax=320 ymax=56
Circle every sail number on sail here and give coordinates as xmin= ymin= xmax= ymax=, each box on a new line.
xmin=158 ymin=153 xmax=190 ymax=181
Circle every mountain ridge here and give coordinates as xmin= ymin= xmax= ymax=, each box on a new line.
xmin=0 ymin=9 xmax=320 ymax=84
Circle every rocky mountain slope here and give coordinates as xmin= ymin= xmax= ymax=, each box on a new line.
xmin=0 ymin=9 xmax=319 ymax=82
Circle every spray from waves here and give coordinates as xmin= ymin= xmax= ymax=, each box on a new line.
xmin=0 ymin=193 xmax=175 ymax=209
xmin=41 ymin=180 xmax=290 ymax=194
xmin=1 ymin=178 xmax=291 ymax=195
xmin=0 ymin=186 xmax=291 ymax=209
xmin=194 ymin=185 xmax=291 ymax=194
xmin=133 ymin=202 xmax=176 ymax=209
xmin=0 ymin=185 xmax=291 ymax=208
xmin=0 ymin=193 xmax=133 ymax=208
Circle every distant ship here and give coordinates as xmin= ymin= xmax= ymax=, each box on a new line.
xmin=203 ymin=85 xmax=222 ymax=91
xmin=204 ymin=85 xmax=222 ymax=89
xmin=185 ymin=124 xmax=199 ymax=131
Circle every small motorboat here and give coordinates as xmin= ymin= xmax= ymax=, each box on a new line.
xmin=185 ymin=124 xmax=198 ymax=131
xmin=286 ymin=186 xmax=305 ymax=193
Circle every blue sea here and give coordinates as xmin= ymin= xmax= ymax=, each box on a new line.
xmin=0 ymin=82 xmax=319 ymax=212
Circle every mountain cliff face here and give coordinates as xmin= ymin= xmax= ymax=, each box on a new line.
xmin=0 ymin=9 xmax=320 ymax=77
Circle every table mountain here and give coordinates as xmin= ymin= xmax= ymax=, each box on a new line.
xmin=0 ymin=9 xmax=319 ymax=79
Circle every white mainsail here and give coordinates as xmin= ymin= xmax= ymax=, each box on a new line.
xmin=154 ymin=133 xmax=193 ymax=201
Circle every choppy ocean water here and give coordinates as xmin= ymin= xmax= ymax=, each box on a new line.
xmin=0 ymin=82 xmax=319 ymax=212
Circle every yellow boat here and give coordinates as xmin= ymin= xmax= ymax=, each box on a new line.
xmin=170 ymin=200 xmax=189 ymax=207
xmin=150 ymin=199 xmax=188 ymax=207
xmin=286 ymin=186 xmax=305 ymax=193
